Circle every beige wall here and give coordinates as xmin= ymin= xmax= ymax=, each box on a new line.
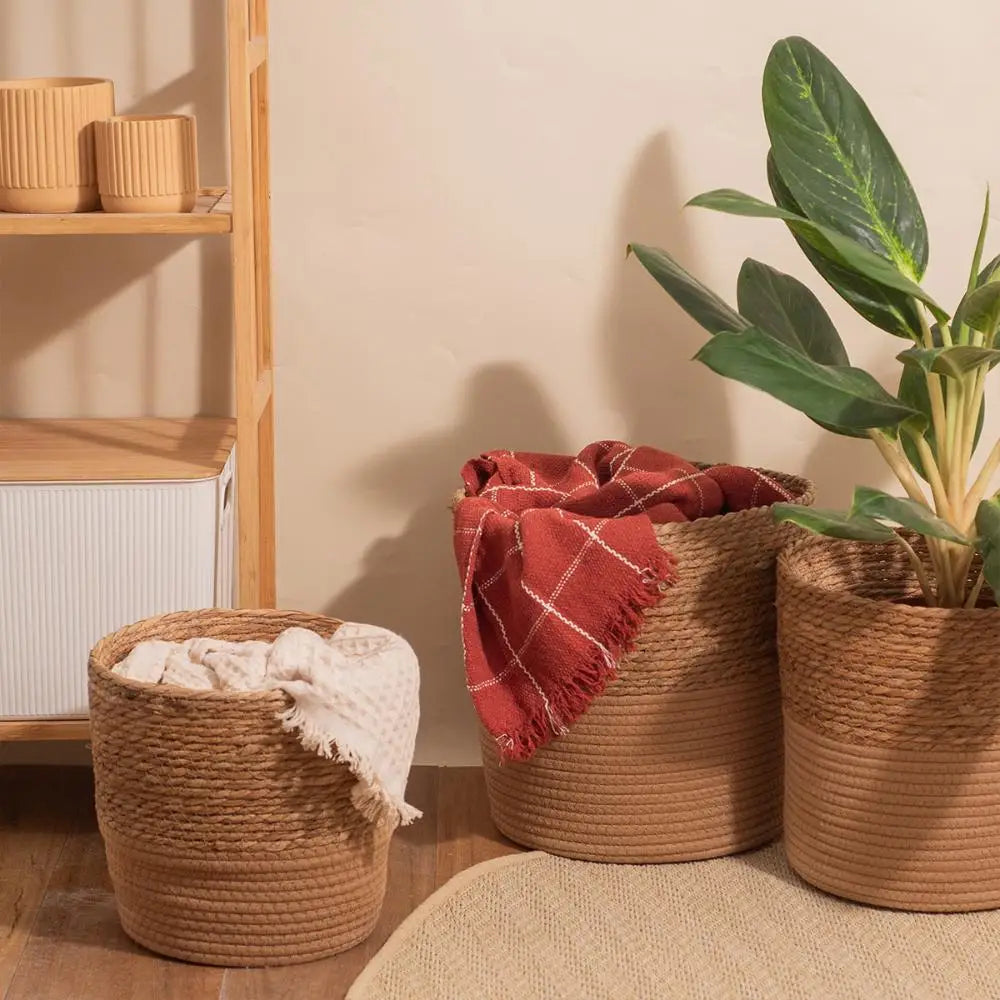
xmin=3 ymin=2 xmax=998 ymax=764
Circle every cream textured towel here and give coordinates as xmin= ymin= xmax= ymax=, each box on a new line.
xmin=112 ymin=623 xmax=421 ymax=826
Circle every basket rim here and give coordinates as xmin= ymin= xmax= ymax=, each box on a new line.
xmin=88 ymin=607 xmax=343 ymax=704
xmin=778 ymin=534 xmax=1000 ymax=621
xmin=452 ymin=465 xmax=815 ymax=517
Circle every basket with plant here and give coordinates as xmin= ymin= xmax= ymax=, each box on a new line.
xmin=630 ymin=35 xmax=1000 ymax=910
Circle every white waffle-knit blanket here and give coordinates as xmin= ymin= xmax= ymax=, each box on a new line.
xmin=112 ymin=623 xmax=421 ymax=826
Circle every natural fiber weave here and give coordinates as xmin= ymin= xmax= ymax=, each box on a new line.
xmin=481 ymin=469 xmax=813 ymax=862
xmin=88 ymin=609 xmax=393 ymax=966
xmin=777 ymin=537 xmax=1000 ymax=911
xmin=348 ymin=844 xmax=1000 ymax=1000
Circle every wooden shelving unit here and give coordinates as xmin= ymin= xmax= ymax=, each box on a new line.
xmin=0 ymin=188 xmax=233 ymax=235
xmin=0 ymin=0 xmax=275 ymax=742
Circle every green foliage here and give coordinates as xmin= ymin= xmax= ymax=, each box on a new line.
xmin=629 ymin=35 xmax=1000 ymax=607
xmin=976 ymin=498 xmax=1000 ymax=602
xmin=736 ymin=259 xmax=849 ymax=366
xmin=772 ymin=504 xmax=897 ymax=542
xmin=850 ymin=487 xmax=967 ymax=544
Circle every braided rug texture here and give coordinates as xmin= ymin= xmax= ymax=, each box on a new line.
xmin=777 ymin=537 xmax=1000 ymax=911
xmin=482 ymin=469 xmax=814 ymax=862
xmin=348 ymin=844 xmax=1000 ymax=1000
xmin=88 ymin=609 xmax=392 ymax=966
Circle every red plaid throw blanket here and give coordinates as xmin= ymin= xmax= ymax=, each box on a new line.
xmin=453 ymin=441 xmax=795 ymax=760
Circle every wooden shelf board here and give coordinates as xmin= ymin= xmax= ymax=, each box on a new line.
xmin=0 ymin=187 xmax=232 ymax=236
xmin=0 ymin=417 xmax=236 ymax=483
xmin=0 ymin=719 xmax=90 ymax=741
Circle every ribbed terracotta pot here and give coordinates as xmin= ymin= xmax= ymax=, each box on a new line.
xmin=778 ymin=536 xmax=1000 ymax=912
xmin=95 ymin=114 xmax=198 ymax=213
xmin=480 ymin=468 xmax=814 ymax=863
xmin=0 ymin=77 xmax=114 ymax=212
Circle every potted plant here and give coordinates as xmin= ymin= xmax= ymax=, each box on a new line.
xmin=630 ymin=35 xmax=1000 ymax=911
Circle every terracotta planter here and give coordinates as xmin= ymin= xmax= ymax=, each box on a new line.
xmin=481 ymin=468 xmax=814 ymax=863
xmin=777 ymin=536 xmax=1000 ymax=912
xmin=95 ymin=114 xmax=198 ymax=213
xmin=0 ymin=77 xmax=114 ymax=212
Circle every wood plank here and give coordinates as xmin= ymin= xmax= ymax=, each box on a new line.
xmin=0 ymin=720 xmax=89 ymax=742
xmin=247 ymin=37 xmax=267 ymax=73
xmin=435 ymin=766 xmax=521 ymax=884
xmin=221 ymin=766 xmax=441 ymax=1000
xmin=228 ymin=0 xmax=263 ymax=608
xmin=250 ymin=3 xmax=277 ymax=608
xmin=4 ymin=770 xmax=225 ymax=1000
xmin=0 ymin=418 xmax=236 ymax=483
xmin=0 ymin=189 xmax=232 ymax=236
xmin=251 ymin=370 xmax=273 ymax=422
xmin=256 ymin=396 xmax=277 ymax=607
xmin=0 ymin=768 xmax=81 ymax=997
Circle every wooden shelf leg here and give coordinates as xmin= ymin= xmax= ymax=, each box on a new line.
xmin=252 ymin=0 xmax=276 ymax=607
xmin=228 ymin=0 xmax=275 ymax=608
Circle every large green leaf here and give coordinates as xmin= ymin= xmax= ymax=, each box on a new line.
xmin=627 ymin=243 xmax=749 ymax=335
xmin=975 ymin=498 xmax=1000 ymax=605
xmin=694 ymin=327 xmax=919 ymax=430
xmin=954 ymin=281 xmax=1000 ymax=336
xmin=768 ymin=153 xmax=923 ymax=339
xmin=688 ymin=189 xmax=945 ymax=321
xmin=977 ymin=253 xmax=1000 ymax=287
xmin=969 ymin=188 xmax=990 ymax=291
xmin=772 ymin=503 xmax=897 ymax=541
xmin=763 ymin=37 xmax=928 ymax=281
xmin=737 ymin=259 xmax=849 ymax=365
xmin=898 ymin=345 xmax=1000 ymax=379
xmin=851 ymin=486 xmax=968 ymax=544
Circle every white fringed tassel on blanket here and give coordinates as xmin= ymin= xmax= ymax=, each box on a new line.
xmin=268 ymin=625 xmax=422 ymax=826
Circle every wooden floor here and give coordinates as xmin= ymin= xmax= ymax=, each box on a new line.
xmin=0 ymin=765 xmax=519 ymax=1000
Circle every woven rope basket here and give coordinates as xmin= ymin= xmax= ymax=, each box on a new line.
xmin=777 ymin=536 xmax=1000 ymax=912
xmin=88 ymin=609 xmax=393 ymax=967
xmin=476 ymin=468 xmax=814 ymax=863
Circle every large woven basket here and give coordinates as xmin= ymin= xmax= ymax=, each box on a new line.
xmin=88 ymin=609 xmax=393 ymax=967
xmin=778 ymin=537 xmax=1000 ymax=912
xmin=479 ymin=468 xmax=814 ymax=863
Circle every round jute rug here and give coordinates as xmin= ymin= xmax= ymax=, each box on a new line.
xmin=348 ymin=845 xmax=1000 ymax=999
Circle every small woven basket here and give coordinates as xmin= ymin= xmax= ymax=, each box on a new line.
xmin=88 ymin=609 xmax=393 ymax=967
xmin=777 ymin=537 xmax=1000 ymax=912
xmin=476 ymin=468 xmax=814 ymax=863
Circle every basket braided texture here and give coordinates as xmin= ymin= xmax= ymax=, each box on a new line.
xmin=481 ymin=469 xmax=814 ymax=863
xmin=88 ymin=609 xmax=392 ymax=966
xmin=777 ymin=537 xmax=1000 ymax=911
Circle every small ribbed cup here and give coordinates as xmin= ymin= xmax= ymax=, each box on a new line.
xmin=95 ymin=114 xmax=199 ymax=213
xmin=0 ymin=77 xmax=115 ymax=213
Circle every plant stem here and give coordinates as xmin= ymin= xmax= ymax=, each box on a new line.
xmin=913 ymin=435 xmax=956 ymax=522
xmin=948 ymin=380 xmax=964 ymax=494
xmin=966 ymin=569 xmax=987 ymax=609
xmin=867 ymin=431 xmax=930 ymax=506
xmin=964 ymin=437 xmax=1000 ymax=527
xmin=897 ymin=534 xmax=937 ymax=606
xmin=918 ymin=309 xmax=951 ymax=480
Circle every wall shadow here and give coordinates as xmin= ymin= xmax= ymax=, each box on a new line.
xmin=0 ymin=0 xmax=230 ymax=417
xmin=324 ymin=364 xmax=571 ymax=762
xmin=599 ymin=132 xmax=733 ymax=463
